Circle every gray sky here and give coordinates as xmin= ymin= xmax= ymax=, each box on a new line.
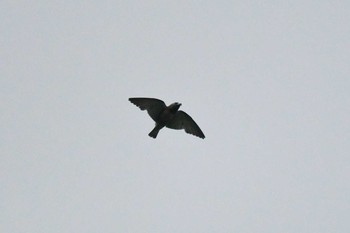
xmin=1 ymin=1 xmax=349 ymax=232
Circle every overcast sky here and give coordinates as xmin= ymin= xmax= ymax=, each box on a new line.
xmin=1 ymin=1 xmax=350 ymax=233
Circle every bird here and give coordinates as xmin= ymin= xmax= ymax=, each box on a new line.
xmin=129 ymin=97 xmax=205 ymax=139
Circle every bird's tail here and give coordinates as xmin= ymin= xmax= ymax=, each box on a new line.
xmin=148 ymin=125 xmax=162 ymax=138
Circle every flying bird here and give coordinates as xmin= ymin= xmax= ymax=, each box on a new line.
xmin=129 ymin=97 xmax=205 ymax=139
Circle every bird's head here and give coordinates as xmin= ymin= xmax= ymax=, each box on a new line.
xmin=168 ymin=102 xmax=181 ymax=113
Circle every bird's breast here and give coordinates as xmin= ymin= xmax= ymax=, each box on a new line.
xmin=159 ymin=109 xmax=176 ymax=123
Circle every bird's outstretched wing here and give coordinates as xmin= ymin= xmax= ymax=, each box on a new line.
xmin=166 ymin=110 xmax=205 ymax=139
xmin=129 ymin=98 xmax=166 ymax=122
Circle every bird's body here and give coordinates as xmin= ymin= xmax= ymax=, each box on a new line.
xmin=129 ymin=97 xmax=205 ymax=139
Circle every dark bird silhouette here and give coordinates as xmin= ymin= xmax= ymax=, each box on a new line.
xmin=129 ymin=97 xmax=205 ymax=139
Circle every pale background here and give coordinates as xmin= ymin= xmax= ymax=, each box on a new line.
xmin=1 ymin=1 xmax=349 ymax=232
